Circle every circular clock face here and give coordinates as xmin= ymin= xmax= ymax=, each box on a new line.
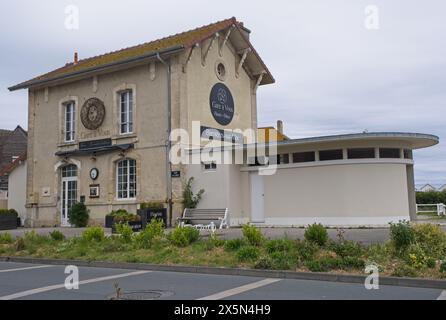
xmin=90 ymin=168 xmax=99 ymax=180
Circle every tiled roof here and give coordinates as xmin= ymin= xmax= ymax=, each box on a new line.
xmin=0 ymin=152 xmax=26 ymax=177
xmin=10 ymin=17 xmax=274 ymax=91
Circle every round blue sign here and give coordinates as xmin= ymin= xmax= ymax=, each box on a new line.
xmin=209 ymin=83 xmax=234 ymax=126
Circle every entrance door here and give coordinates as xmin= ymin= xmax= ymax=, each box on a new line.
xmin=250 ymin=172 xmax=265 ymax=223
xmin=61 ymin=165 xmax=78 ymax=226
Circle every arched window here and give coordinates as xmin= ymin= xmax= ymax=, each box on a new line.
xmin=116 ymin=159 xmax=137 ymax=199
xmin=61 ymin=164 xmax=77 ymax=178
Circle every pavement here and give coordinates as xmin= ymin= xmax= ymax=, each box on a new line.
xmin=0 ymin=261 xmax=444 ymax=300
xmin=2 ymin=224 xmax=446 ymax=245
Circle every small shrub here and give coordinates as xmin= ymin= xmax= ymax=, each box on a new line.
xmin=69 ymin=203 xmax=89 ymax=227
xmin=304 ymin=223 xmax=328 ymax=247
xmin=392 ymin=265 xmax=418 ymax=278
xmin=242 ymin=224 xmax=264 ymax=246
xmin=389 ymin=220 xmax=414 ymax=252
xmin=440 ymin=261 xmax=446 ymax=273
xmin=236 ymin=246 xmax=260 ymax=262
xmin=82 ymin=227 xmax=105 ymax=242
xmin=140 ymin=201 xmax=164 ymax=209
xmin=412 ymin=223 xmax=446 ymax=258
xmin=224 ymin=238 xmax=246 ymax=252
xmin=15 ymin=237 xmax=25 ymax=251
xmin=305 ymin=260 xmax=326 ymax=272
xmin=269 ymin=251 xmax=295 ymax=270
xmin=204 ymin=233 xmax=224 ymax=250
xmin=265 ymin=238 xmax=295 ymax=254
xmin=49 ymin=230 xmax=65 ymax=241
xmin=426 ymin=258 xmax=436 ymax=269
xmin=168 ymin=227 xmax=200 ymax=247
xmin=254 ymin=256 xmax=273 ymax=269
xmin=406 ymin=243 xmax=429 ymax=269
xmin=296 ymin=240 xmax=319 ymax=261
xmin=0 ymin=233 xmax=13 ymax=244
xmin=0 ymin=209 xmax=18 ymax=218
xmin=108 ymin=209 xmax=141 ymax=223
xmin=330 ymin=240 xmax=364 ymax=258
xmin=341 ymin=256 xmax=366 ymax=269
xmin=182 ymin=177 xmax=205 ymax=209
xmin=134 ymin=219 xmax=165 ymax=249
xmin=115 ymin=223 xmax=133 ymax=243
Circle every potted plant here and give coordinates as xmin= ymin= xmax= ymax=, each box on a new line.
xmin=0 ymin=209 xmax=18 ymax=230
xmin=137 ymin=201 xmax=167 ymax=228
xmin=107 ymin=209 xmax=143 ymax=233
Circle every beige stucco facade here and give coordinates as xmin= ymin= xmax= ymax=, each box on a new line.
xmin=7 ymin=160 xmax=27 ymax=222
xmin=22 ymin=30 xmax=259 ymax=227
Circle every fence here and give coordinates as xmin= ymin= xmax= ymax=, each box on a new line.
xmin=416 ymin=203 xmax=446 ymax=216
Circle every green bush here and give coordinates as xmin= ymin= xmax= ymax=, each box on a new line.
xmin=140 ymin=201 xmax=165 ymax=209
xmin=416 ymin=191 xmax=446 ymax=205
xmin=305 ymin=260 xmax=329 ymax=272
xmin=304 ymin=223 xmax=328 ymax=247
xmin=426 ymin=258 xmax=436 ymax=269
xmin=242 ymin=224 xmax=264 ymax=246
xmin=0 ymin=233 xmax=13 ymax=244
xmin=296 ymin=240 xmax=319 ymax=261
xmin=392 ymin=265 xmax=418 ymax=278
xmin=254 ymin=256 xmax=273 ymax=269
xmin=236 ymin=246 xmax=260 ymax=262
xmin=330 ymin=240 xmax=364 ymax=258
xmin=412 ymin=223 xmax=446 ymax=258
xmin=69 ymin=203 xmax=89 ymax=227
xmin=389 ymin=220 xmax=415 ymax=252
xmin=0 ymin=209 xmax=18 ymax=218
xmin=49 ymin=230 xmax=65 ymax=241
xmin=341 ymin=256 xmax=366 ymax=269
xmin=265 ymin=238 xmax=295 ymax=254
xmin=182 ymin=177 xmax=205 ymax=209
xmin=440 ymin=261 xmax=446 ymax=273
xmin=134 ymin=219 xmax=165 ymax=248
xmin=168 ymin=227 xmax=200 ymax=247
xmin=82 ymin=227 xmax=105 ymax=242
xmin=108 ymin=209 xmax=141 ymax=223
xmin=115 ymin=223 xmax=134 ymax=243
xmin=15 ymin=237 xmax=25 ymax=251
xmin=224 ymin=238 xmax=246 ymax=251
xmin=269 ymin=251 xmax=296 ymax=270
xmin=204 ymin=233 xmax=224 ymax=250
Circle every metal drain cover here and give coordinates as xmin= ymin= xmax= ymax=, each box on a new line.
xmin=108 ymin=290 xmax=174 ymax=300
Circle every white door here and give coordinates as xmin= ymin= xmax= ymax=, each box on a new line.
xmin=61 ymin=177 xmax=77 ymax=226
xmin=250 ymin=172 xmax=265 ymax=223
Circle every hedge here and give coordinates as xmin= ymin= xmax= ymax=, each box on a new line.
xmin=416 ymin=191 xmax=446 ymax=205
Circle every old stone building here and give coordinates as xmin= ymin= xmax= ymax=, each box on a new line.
xmin=9 ymin=18 xmax=273 ymax=227
xmin=9 ymin=17 xmax=439 ymax=228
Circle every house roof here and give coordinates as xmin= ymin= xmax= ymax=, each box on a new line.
xmin=0 ymin=152 xmax=26 ymax=177
xmin=9 ymin=17 xmax=274 ymax=91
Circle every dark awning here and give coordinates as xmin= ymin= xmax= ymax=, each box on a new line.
xmin=55 ymin=143 xmax=134 ymax=157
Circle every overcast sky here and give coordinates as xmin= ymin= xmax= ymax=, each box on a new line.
xmin=0 ymin=0 xmax=445 ymax=186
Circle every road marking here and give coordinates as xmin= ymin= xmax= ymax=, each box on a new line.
xmin=0 ymin=270 xmax=150 ymax=300
xmin=0 ymin=265 xmax=53 ymax=273
xmin=197 ymin=278 xmax=282 ymax=300
xmin=437 ymin=290 xmax=446 ymax=300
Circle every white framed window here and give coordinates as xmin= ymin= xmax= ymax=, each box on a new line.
xmin=203 ymin=162 xmax=217 ymax=171
xmin=64 ymin=101 xmax=76 ymax=142
xmin=119 ymin=90 xmax=133 ymax=134
xmin=116 ymin=159 xmax=137 ymax=199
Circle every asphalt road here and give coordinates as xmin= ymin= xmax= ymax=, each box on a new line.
xmin=0 ymin=261 xmax=444 ymax=300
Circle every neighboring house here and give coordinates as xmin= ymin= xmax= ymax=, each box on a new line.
xmin=419 ymin=184 xmax=437 ymax=192
xmin=0 ymin=153 xmax=27 ymax=222
xmin=257 ymin=120 xmax=289 ymax=143
xmin=0 ymin=126 xmax=27 ymax=192
xmin=438 ymin=185 xmax=446 ymax=192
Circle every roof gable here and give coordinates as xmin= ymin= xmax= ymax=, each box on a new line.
xmin=9 ymin=17 xmax=274 ymax=91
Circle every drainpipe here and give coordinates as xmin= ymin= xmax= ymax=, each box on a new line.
xmin=156 ymin=53 xmax=173 ymax=227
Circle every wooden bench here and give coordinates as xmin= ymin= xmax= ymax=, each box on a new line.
xmin=177 ymin=208 xmax=229 ymax=230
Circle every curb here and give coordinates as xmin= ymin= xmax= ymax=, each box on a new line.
xmin=1 ymin=256 xmax=445 ymax=289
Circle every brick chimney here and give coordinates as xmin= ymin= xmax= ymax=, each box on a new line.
xmin=74 ymin=52 xmax=79 ymax=64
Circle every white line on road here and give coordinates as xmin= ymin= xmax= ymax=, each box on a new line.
xmin=0 ymin=265 xmax=53 ymax=273
xmin=437 ymin=290 xmax=446 ymax=300
xmin=0 ymin=270 xmax=151 ymax=300
xmin=197 ymin=278 xmax=282 ymax=300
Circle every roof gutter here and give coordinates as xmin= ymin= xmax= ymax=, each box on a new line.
xmin=8 ymin=45 xmax=185 ymax=91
